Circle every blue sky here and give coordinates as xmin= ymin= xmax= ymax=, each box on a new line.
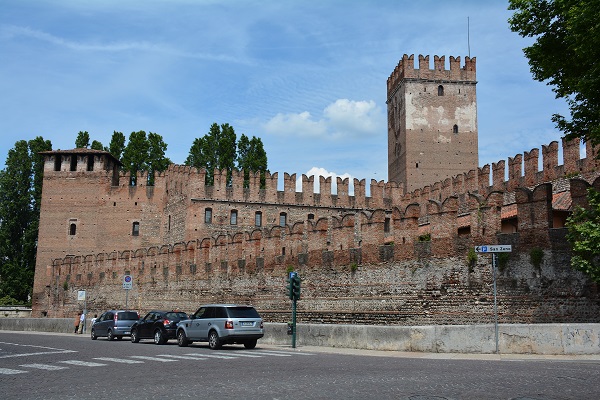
xmin=0 ymin=0 xmax=569 ymax=191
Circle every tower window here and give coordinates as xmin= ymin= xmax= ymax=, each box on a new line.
xmin=87 ymin=155 xmax=94 ymax=171
xmin=54 ymin=155 xmax=62 ymax=171
xmin=308 ymin=213 xmax=315 ymax=220
xmin=230 ymin=210 xmax=238 ymax=225
xmin=132 ymin=221 xmax=140 ymax=236
xmin=384 ymin=218 xmax=390 ymax=233
xmin=279 ymin=212 xmax=287 ymax=227
xmin=255 ymin=211 xmax=262 ymax=227
xmin=69 ymin=223 xmax=77 ymax=236
xmin=205 ymin=208 xmax=212 ymax=224
xmin=70 ymin=155 xmax=77 ymax=171
xmin=438 ymin=85 xmax=444 ymax=96
xmin=453 ymin=124 xmax=458 ymax=134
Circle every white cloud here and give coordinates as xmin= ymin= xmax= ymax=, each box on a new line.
xmin=296 ymin=166 xmax=354 ymax=194
xmin=262 ymin=111 xmax=327 ymax=137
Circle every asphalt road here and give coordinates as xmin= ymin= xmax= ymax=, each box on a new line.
xmin=0 ymin=331 xmax=599 ymax=399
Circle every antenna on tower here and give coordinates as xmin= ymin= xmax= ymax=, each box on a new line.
xmin=467 ymin=16 xmax=471 ymax=58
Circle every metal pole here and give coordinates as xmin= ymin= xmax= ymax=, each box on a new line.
xmin=492 ymin=253 xmax=499 ymax=354
xmin=125 ymin=289 xmax=129 ymax=309
xmin=292 ymin=298 xmax=297 ymax=349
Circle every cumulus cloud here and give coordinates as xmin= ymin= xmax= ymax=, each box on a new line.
xmin=295 ymin=166 xmax=354 ymax=194
xmin=262 ymin=99 xmax=384 ymax=140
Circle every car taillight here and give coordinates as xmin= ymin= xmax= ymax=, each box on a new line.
xmin=163 ymin=319 xmax=171 ymax=327
xmin=225 ymin=320 xmax=234 ymax=329
xmin=114 ymin=314 xmax=118 ymax=322
xmin=260 ymin=320 xmax=263 ymax=329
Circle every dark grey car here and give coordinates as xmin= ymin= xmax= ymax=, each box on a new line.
xmin=90 ymin=310 xmax=139 ymax=341
xmin=176 ymin=304 xmax=264 ymax=349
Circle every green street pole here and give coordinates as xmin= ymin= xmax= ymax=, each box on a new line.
xmin=292 ymin=298 xmax=297 ymax=349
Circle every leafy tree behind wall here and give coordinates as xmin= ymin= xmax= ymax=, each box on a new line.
xmin=508 ymin=0 xmax=600 ymax=146
xmin=0 ymin=137 xmax=52 ymax=304
xmin=121 ymin=130 xmax=171 ymax=186
xmin=186 ymin=123 xmax=268 ymax=187
xmin=75 ymin=131 xmax=90 ymax=148
xmin=566 ymin=187 xmax=600 ymax=283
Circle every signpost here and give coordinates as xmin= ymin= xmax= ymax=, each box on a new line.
xmin=286 ymin=271 xmax=301 ymax=348
xmin=475 ymin=244 xmax=512 ymax=354
xmin=123 ymin=275 xmax=133 ymax=309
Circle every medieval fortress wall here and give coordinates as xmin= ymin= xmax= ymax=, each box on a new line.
xmin=31 ymin=55 xmax=600 ymax=324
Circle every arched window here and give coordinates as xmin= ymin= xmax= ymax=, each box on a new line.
xmin=438 ymin=85 xmax=444 ymax=96
xmin=132 ymin=222 xmax=140 ymax=236
xmin=69 ymin=223 xmax=77 ymax=236
xmin=453 ymin=124 xmax=458 ymax=134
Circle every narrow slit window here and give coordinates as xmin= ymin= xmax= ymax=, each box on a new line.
xmin=69 ymin=223 xmax=77 ymax=236
xmin=453 ymin=124 xmax=458 ymax=134
xmin=132 ymin=221 xmax=140 ymax=236
xmin=255 ymin=211 xmax=262 ymax=227
xmin=205 ymin=208 xmax=212 ymax=224
xmin=87 ymin=155 xmax=94 ymax=171
xmin=70 ymin=155 xmax=77 ymax=171
xmin=279 ymin=212 xmax=287 ymax=227
xmin=54 ymin=155 xmax=62 ymax=171
xmin=230 ymin=210 xmax=238 ymax=225
xmin=437 ymin=85 xmax=444 ymax=96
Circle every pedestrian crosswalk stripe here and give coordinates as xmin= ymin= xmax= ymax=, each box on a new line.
xmin=129 ymin=355 xmax=177 ymax=362
xmin=59 ymin=360 xmax=106 ymax=367
xmin=212 ymin=351 xmax=263 ymax=358
xmin=94 ymin=357 xmax=145 ymax=364
xmin=0 ymin=367 xmax=27 ymax=375
xmin=256 ymin=349 xmax=314 ymax=356
xmin=20 ymin=363 xmax=68 ymax=371
xmin=158 ymin=354 xmax=208 ymax=361
xmin=183 ymin=353 xmax=236 ymax=359
xmin=244 ymin=350 xmax=292 ymax=357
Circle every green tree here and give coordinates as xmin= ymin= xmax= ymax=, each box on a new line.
xmin=237 ymin=134 xmax=267 ymax=188
xmin=566 ymin=187 xmax=600 ymax=283
xmin=75 ymin=131 xmax=90 ymax=148
xmin=91 ymin=140 xmax=104 ymax=151
xmin=107 ymin=131 xmax=126 ymax=162
xmin=0 ymin=137 xmax=51 ymax=303
xmin=508 ymin=0 xmax=600 ymax=146
xmin=146 ymin=132 xmax=171 ymax=186
xmin=185 ymin=123 xmax=238 ymax=185
xmin=122 ymin=131 xmax=150 ymax=186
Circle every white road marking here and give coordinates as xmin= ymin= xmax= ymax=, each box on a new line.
xmin=20 ymin=363 xmax=69 ymax=371
xmin=183 ymin=353 xmax=236 ymax=359
xmin=158 ymin=354 xmax=208 ymax=360
xmin=212 ymin=351 xmax=263 ymax=358
xmin=59 ymin=360 xmax=106 ymax=367
xmin=256 ymin=349 xmax=315 ymax=356
xmin=244 ymin=350 xmax=292 ymax=357
xmin=0 ymin=341 xmax=77 ymax=359
xmin=94 ymin=357 xmax=145 ymax=364
xmin=129 ymin=355 xmax=177 ymax=362
xmin=0 ymin=367 xmax=27 ymax=375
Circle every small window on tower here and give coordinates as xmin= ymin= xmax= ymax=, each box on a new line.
xmin=54 ymin=155 xmax=62 ymax=171
xmin=279 ymin=212 xmax=287 ymax=227
xmin=132 ymin=222 xmax=140 ymax=236
xmin=453 ymin=124 xmax=458 ymax=134
xmin=438 ymin=85 xmax=444 ymax=96
xmin=255 ymin=211 xmax=262 ymax=227
xmin=69 ymin=223 xmax=77 ymax=236
xmin=70 ymin=155 xmax=77 ymax=171
xmin=205 ymin=208 xmax=212 ymax=224
xmin=230 ymin=210 xmax=238 ymax=225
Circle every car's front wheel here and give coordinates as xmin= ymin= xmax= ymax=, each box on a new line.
xmin=243 ymin=339 xmax=257 ymax=349
xmin=90 ymin=329 xmax=97 ymax=340
xmin=177 ymin=329 xmax=189 ymax=347
xmin=131 ymin=328 xmax=140 ymax=343
xmin=208 ymin=330 xmax=221 ymax=350
xmin=154 ymin=329 xmax=166 ymax=345
xmin=107 ymin=329 xmax=114 ymax=341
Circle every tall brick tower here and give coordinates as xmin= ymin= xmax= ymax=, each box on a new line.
xmin=387 ymin=54 xmax=478 ymax=192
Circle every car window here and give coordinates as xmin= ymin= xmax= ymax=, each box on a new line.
xmin=213 ymin=307 xmax=228 ymax=318
xmin=194 ymin=307 xmax=209 ymax=319
xmin=118 ymin=311 xmax=139 ymax=320
xmin=142 ymin=312 xmax=152 ymax=320
xmin=226 ymin=307 xmax=260 ymax=318
xmin=106 ymin=312 xmax=114 ymax=320
xmin=166 ymin=312 xmax=187 ymax=320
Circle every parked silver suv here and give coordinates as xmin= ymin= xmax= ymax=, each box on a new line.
xmin=90 ymin=310 xmax=139 ymax=341
xmin=176 ymin=304 xmax=264 ymax=349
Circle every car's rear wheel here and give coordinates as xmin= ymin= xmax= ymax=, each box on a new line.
xmin=107 ymin=329 xmax=114 ymax=341
xmin=243 ymin=339 xmax=257 ymax=349
xmin=90 ymin=329 xmax=97 ymax=340
xmin=208 ymin=330 xmax=221 ymax=350
xmin=131 ymin=328 xmax=140 ymax=343
xmin=154 ymin=329 xmax=166 ymax=345
xmin=177 ymin=329 xmax=189 ymax=347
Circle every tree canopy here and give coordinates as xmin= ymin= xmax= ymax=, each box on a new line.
xmin=508 ymin=0 xmax=600 ymax=146
xmin=566 ymin=187 xmax=600 ymax=283
xmin=185 ymin=123 xmax=267 ymax=187
xmin=121 ymin=130 xmax=171 ymax=185
xmin=0 ymin=137 xmax=52 ymax=304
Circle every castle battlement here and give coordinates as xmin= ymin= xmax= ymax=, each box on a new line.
xmin=387 ymin=54 xmax=476 ymax=97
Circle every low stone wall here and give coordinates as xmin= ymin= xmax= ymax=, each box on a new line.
xmin=1 ymin=318 xmax=598 ymax=355
xmin=0 ymin=307 xmax=32 ymax=318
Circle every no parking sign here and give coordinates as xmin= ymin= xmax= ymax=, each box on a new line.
xmin=123 ymin=274 xmax=133 ymax=290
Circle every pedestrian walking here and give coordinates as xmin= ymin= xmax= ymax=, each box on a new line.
xmin=91 ymin=314 xmax=98 ymax=325
xmin=74 ymin=312 xmax=81 ymax=334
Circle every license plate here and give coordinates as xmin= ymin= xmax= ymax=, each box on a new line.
xmin=240 ymin=322 xmax=253 ymax=327
xmin=124 ymin=331 xmax=130 ymax=334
